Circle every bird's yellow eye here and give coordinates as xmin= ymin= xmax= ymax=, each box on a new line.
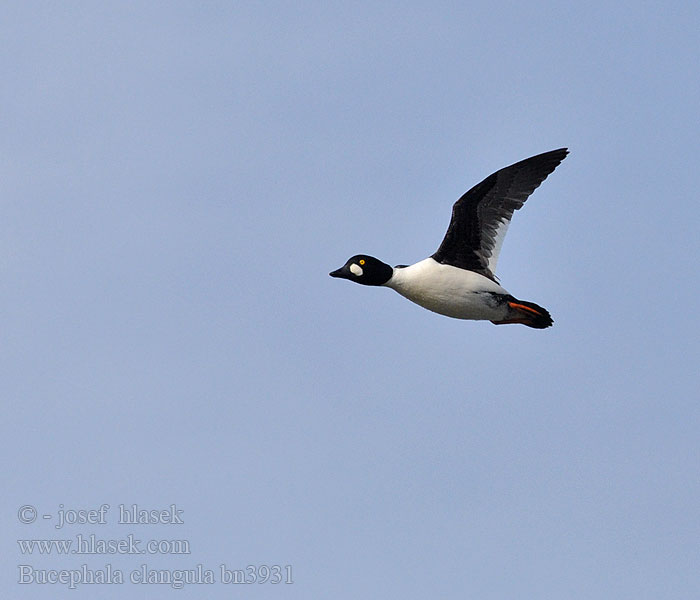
xmin=359 ymin=259 xmax=365 ymax=265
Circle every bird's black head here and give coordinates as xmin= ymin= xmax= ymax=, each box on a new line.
xmin=329 ymin=255 xmax=393 ymax=286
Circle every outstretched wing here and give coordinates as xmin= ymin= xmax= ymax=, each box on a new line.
xmin=432 ymin=148 xmax=568 ymax=281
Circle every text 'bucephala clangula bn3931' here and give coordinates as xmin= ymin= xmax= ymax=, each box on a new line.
xmin=330 ymin=149 xmax=568 ymax=328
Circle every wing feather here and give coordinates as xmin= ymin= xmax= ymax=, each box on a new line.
xmin=432 ymin=148 xmax=568 ymax=281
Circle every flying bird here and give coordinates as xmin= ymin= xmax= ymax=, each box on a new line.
xmin=330 ymin=148 xmax=568 ymax=328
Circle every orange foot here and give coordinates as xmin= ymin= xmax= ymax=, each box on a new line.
xmin=491 ymin=318 xmax=530 ymax=325
xmin=508 ymin=301 xmax=542 ymax=316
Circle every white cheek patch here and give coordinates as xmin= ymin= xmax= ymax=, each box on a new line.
xmin=349 ymin=263 xmax=363 ymax=276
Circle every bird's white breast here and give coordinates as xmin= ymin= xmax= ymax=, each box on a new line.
xmin=384 ymin=258 xmax=508 ymax=320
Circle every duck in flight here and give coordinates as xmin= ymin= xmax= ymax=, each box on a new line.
xmin=330 ymin=148 xmax=568 ymax=328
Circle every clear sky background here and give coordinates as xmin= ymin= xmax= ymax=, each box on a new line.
xmin=2 ymin=2 xmax=699 ymax=599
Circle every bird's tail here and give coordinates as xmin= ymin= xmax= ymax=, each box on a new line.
xmin=491 ymin=297 xmax=553 ymax=329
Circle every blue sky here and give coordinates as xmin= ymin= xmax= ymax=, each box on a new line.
xmin=2 ymin=2 xmax=699 ymax=599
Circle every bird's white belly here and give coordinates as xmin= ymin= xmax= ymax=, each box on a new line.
xmin=385 ymin=258 xmax=509 ymax=320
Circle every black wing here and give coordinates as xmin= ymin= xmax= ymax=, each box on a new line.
xmin=432 ymin=148 xmax=568 ymax=281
